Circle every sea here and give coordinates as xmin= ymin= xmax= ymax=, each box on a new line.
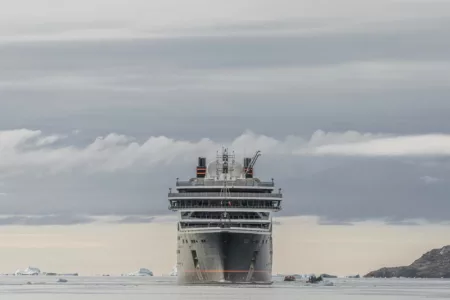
xmin=1 ymin=276 xmax=449 ymax=299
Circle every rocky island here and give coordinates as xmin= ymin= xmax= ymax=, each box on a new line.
xmin=365 ymin=245 xmax=450 ymax=278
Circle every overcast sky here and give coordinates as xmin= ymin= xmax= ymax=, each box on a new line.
xmin=1 ymin=0 xmax=450 ymax=225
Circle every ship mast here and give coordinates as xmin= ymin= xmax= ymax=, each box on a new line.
xmin=219 ymin=147 xmax=233 ymax=224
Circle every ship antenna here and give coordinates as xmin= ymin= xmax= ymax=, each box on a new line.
xmin=215 ymin=149 xmax=220 ymax=180
xmin=231 ymin=150 xmax=235 ymax=179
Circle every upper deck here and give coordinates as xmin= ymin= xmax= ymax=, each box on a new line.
xmin=176 ymin=179 xmax=274 ymax=188
xmin=168 ymin=149 xmax=283 ymax=212
xmin=175 ymin=178 xmax=275 ymax=193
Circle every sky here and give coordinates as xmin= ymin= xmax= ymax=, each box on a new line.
xmin=1 ymin=0 xmax=450 ymax=274
xmin=2 ymin=216 xmax=450 ymax=276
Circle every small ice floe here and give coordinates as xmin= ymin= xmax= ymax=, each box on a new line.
xmin=15 ymin=267 xmax=41 ymax=276
xmin=170 ymin=266 xmax=178 ymax=276
xmin=123 ymin=268 xmax=153 ymax=276
xmin=294 ymin=274 xmax=315 ymax=279
xmin=57 ymin=278 xmax=68 ymax=283
xmin=304 ymin=275 xmax=335 ymax=286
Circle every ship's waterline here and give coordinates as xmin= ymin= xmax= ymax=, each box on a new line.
xmin=168 ymin=149 xmax=282 ymax=284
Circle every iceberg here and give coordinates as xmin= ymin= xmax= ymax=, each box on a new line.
xmin=169 ymin=266 xmax=177 ymax=276
xmin=124 ymin=268 xmax=153 ymax=276
xmin=14 ymin=267 xmax=41 ymax=276
xmin=292 ymin=274 xmax=315 ymax=280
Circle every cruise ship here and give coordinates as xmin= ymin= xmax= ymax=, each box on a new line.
xmin=168 ymin=148 xmax=283 ymax=284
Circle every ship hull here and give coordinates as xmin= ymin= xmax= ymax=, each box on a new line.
xmin=176 ymin=231 xmax=272 ymax=284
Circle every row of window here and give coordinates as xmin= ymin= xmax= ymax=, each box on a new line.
xmin=178 ymin=239 xmax=208 ymax=244
xmin=180 ymin=222 xmax=270 ymax=229
xmin=170 ymin=200 xmax=281 ymax=209
xmin=177 ymin=238 xmax=270 ymax=246
xmin=183 ymin=211 xmax=269 ymax=220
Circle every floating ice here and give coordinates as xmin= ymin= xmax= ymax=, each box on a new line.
xmin=123 ymin=268 xmax=154 ymax=276
xmin=14 ymin=267 xmax=41 ymax=276
xmin=170 ymin=266 xmax=178 ymax=276
xmin=291 ymin=274 xmax=315 ymax=280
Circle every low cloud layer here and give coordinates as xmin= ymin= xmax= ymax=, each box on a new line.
xmin=0 ymin=214 xmax=176 ymax=226
xmin=1 ymin=0 xmax=450 ymax=42
xmin=113 ymin=216 xmax=155 ymax=224
xmin=0 ymin=214 xmax=95 ymax=226
xmin=311 ymin=134 xmax=450 ymax=157
xmin=1 ymin=129 xmax=450 ymax=175
xmin=1 ymin=129 xmax=450 ymax=223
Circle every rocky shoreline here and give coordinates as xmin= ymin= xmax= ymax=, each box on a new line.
xmin=365 ymin=245 xmax=450 ymax=278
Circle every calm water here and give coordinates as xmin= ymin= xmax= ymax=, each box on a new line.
xmin=0 ymin=276 xmax=449 ymax=299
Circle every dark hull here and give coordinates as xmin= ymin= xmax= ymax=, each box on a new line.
xmin=176 ymin=231 xmax=272 ymax=284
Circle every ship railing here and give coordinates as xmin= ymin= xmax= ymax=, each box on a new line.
xmin=168 ymin=192 xmax=282 ymax=198
xmin=176 ymin=181 xmax=274 ymax=187
xmin=181 ymin=218 xmax=270 ymax=223
xmin=181 ymin=215 xmax=270 ymax=220
xmin=168 ymin=204 xmax=281 ymax=210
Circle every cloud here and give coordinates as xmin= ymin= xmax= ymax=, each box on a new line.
xmin=1 ymin=128 xmax=450 ymax=222
xmin=3 ymin=129 xmax=450 ymax=176
xmin=318 ymin=218 xmax=355 ymax=226
xmin=310 ymin=134 xmax=450 ymax=157
xmin=0 ymin=214 xmax=177 ymax=226
xmin=385 ymin=220 xmax=421 ymax=226
xmin=109 ymin=215 xmax=177 ymax=224
xmin=0 ymin=215 xmax=95 ymax=226
xmin=1 ymin=0 xmax=450 ymax=42
xmin=113 ymin=216 xmax=155 ymax=224
xmin=0 ymin=129 xmax=219 ymax=174
xmin=1 ymin=11 xmax=449 ymax=144
xmin=420 ymin=176 xmax=443 ymax=184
